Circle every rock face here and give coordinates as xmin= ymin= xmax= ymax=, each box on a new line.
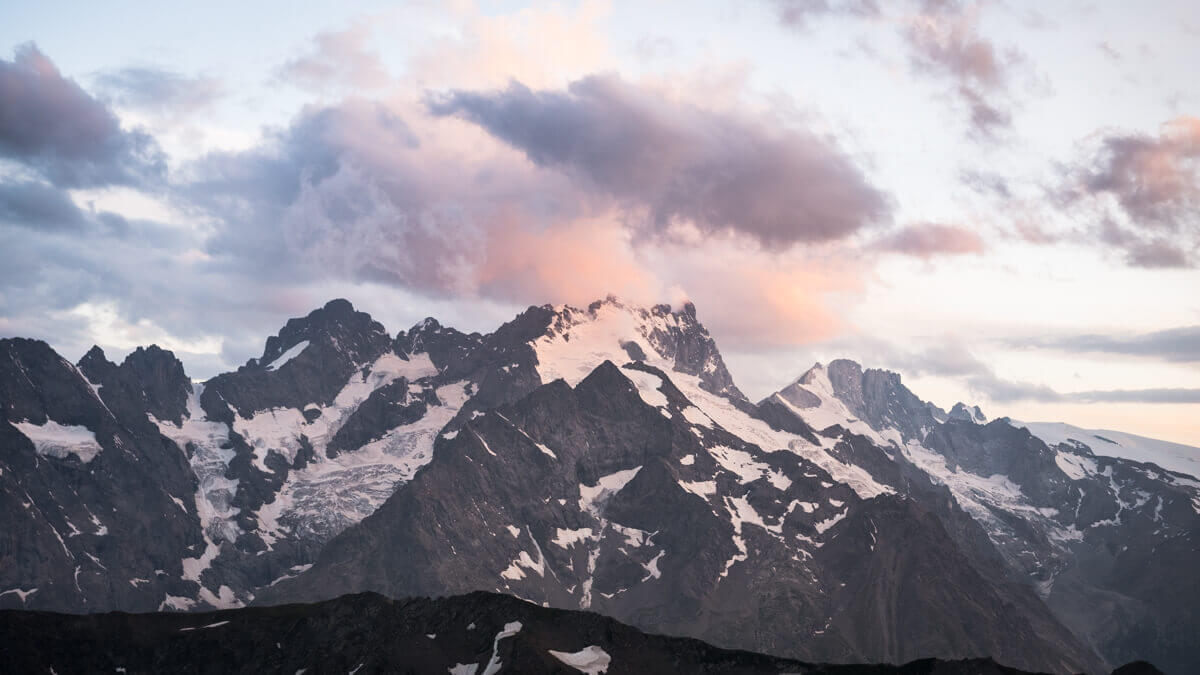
xmin=0 ymin=339 xmax=203 ymax=613
xmin=947 ymin=403 xmax=986 ymax=424
xmin=0 ymin=591 xmax=1055 ymax=675
xmin=2 ymin=295 xmax=1196 ymax=674
xmin=772 ymin=360 xmax=949 ymax=442
xmin=766 ymin=364 xmax=1200 ymax=675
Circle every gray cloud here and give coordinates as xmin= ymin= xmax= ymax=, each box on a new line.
xmin=873 ymin=222 xmax=985 ymax=257
xmin=0 ymin=43 xmax=164 ymax=188
xmin=771 ymin=0 xmax=880 ymax=28
xmin=1097 ymin=41 xmax=1121 ymax=61
xmin=831 ymin=337 xmax=1200 ymax=405
xmin=427 ymin=75 xmax=890 ymax=247
xmin=959 ymin=168 xmax=1011 ymax=198
xmin=1084 ymin=120 xmax=1200 ymax=226
xmin=0 ymin=180 xmax=87 ymax=231
xmin=867 ymin=341 xmax=1061 ymax=403
xmin=768 ymin=0 xmax=1022 ymax=140
xmin=177 ymin=98 xmax=497 ymax=294
xmin=965 ymin=373 xmax=1063 ymax=403
xmin=94 ymin=67 xmax=223 ymax=117
xmin=1022 ymin=326 xmax=1200 ymax=363
xmin=901 ymin=0 xmax=1021 ymax=140
xmin=1069 ymin=389 xmax=1200 ymax=404
xmin=0 ymin=177 xmax=140 ymax=236
xmin=1056 ymin=117 xmax=1200 ymax=267
xmin=0 ymin=50 xmax=531 ymax=374
xmin=1125 ymin=240 xmax=1191 ymax=268
xmin=972 ymin=379 xmax=1200 ymax=405
xmin=907 ymin=1 xmax=1006 ymax=86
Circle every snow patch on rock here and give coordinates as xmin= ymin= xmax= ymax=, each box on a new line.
xmin=263 ymin=340 xmax=309 ymax=371
xmin=549 ymin=645 xmax=611 ymax=674
xmin=12 ymin=419 xmax=102 ymax=463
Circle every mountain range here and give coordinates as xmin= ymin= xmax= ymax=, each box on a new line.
xmin=2 ymin=297 xmax=1197 ymax=674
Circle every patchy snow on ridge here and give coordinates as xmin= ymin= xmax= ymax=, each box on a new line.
xmin=481 ymin=621 xmax=523 ymax=675
xmin=900 ymin=439 xmax=1072 ymax=546
xmin=155 ymin=351 xmax=464 ymax=597
xmin=679 ymin=479 xmax=717 ymax=498
xmin=549 ymin=645 xmax=611 ymax=674
xmin=253 ymin=381 xmax=469 ymax=546
xmin=1055 ymin=451 xmax=1099 ymax=481
xmin=708 ymin=445 xmax=790 ymax=490
xmin=552 ymin=527 xmax=594 ymax=549
xmin=12 ymin=419 xmax=103 ymax=463
xmin=0 ymin=587 xmax=39 ymax=604
xmin=624 ymin=368 xmax=669 ymax=408
xmin=1017 ymin=420 xmax=1200 ymax=479
xmin=235 ymin=352 xmax=434 ymax=472
xmin=530 ymin=301 xmax=893 ymax=500
xmin=772 ymin=364 xmax=902 ymax=449
xmin=579 ymin=467 xmax=642 ymax=517
xmin=263 ymin=340 xmax=309 ymax=371
xmin=813 ymin=509 xmax=848 ymax=535
xmin=152 ymin=384 xmax=241 ymax=586
xmin=532 ymin=301 xmax=677 ymax=388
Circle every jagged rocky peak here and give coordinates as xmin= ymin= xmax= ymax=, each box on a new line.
xmin=530 ymin=295 xmax=745 ymax=401
xmin=122 ymin=345 xmax=191 ymax=403
xmin=78 ymin=344 xmax=192 ymax=425
xmin=253 ymin=298 xmax=391 ymax=371
xmin=202 ymin=299 xmax=397 ymax=420
xmin=1 ymin=337 xmax=98 ymax=424
xmin=394 ymin=315 xmax=482 ymax=371
xmin=403 ymin=316 xmax=444 ymax=344
xmin=772 ymin=358 xmax=941 ymax=441
xmin=769 ymin=363 xmax=824 ymax=409
xmin=77 ymin=344 xmax=117 ymax=381
xmin=779 ymin=359 xmax=871 ymax=409
xmin=948 ymin=402 xmax=987 ymax=424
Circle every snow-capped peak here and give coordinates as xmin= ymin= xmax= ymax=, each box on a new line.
xmin=530 ymin=297 xmax=744 ymax=401
xmin=1016 ymin=420 xmax=1200 ymax=479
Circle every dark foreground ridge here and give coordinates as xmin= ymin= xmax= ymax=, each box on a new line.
xmin=0 ymin=590 xmax=1117 ymax=675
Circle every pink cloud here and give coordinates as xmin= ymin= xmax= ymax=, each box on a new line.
xmin=277 ymin=22 xmax=390 ymax=92
xmin=874 ymin=222 xmax=986 ymax=258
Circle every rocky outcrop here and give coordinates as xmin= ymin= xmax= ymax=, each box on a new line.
xmin=0 ymin=339 xmax=203 ymax=613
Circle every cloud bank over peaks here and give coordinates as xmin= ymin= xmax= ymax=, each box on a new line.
xmin=426 ymin=74 xmax=892 ymax=247
xmin=847 ymin=337 xmax=1200 ymax=406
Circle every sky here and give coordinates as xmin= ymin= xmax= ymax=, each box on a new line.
xmin=1 ymin=0 xmax=1198 ymax=444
